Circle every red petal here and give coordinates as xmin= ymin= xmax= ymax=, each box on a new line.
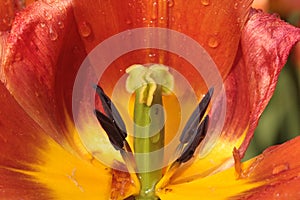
xmin=157 ymin=137 xmax=300 ymax=199
xmin=0 ymin=82 xmax=52 ymax=199
xmin=236 ymin=9 xmax=300 ymax=156
xmin=1 ymin=0 xmax=87 ymax=146
xmin=0 ymin=82 xmax=131 ymax=199
xmin=71 ymin=0 xmax=252 ymax=90
xmin=234 ymin=136 xmax=300 ymax=199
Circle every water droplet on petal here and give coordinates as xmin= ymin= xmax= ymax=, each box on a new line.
xmin=272 ymin=164 xmax=289 ymax=175
xmin=201 ymin=0 xmax=210 ymax=6
xmin=2 ymin=16 xmax=12 ymax=26
xmin=49 ymin=26 xmax=58 ymax=41
xmin=40 ymin=22 xmax=46 ymax=28
xmin=233 ymin=2 xmax=239 ymax=9
xmin=208 ymin=37 xmax=219 ymax=48
xmin=57 ymin=6 xmax=64 ymax=12
xmin=57 ymin=21 xmax=64 ymax=29
xmin=149 ymin=53 xmax=156 ymax=58
xmin=168 ymin=0 xmax=174 ymax=7
xmin=151 ymin=2 xmax=158 ymax=20
xmin=44 ymin=10 xmax=52 ymax=20
xmin=159 ymin=16 xmax=165 ymax=23
xmin=78 ymin=21 xmax=92 ymax=38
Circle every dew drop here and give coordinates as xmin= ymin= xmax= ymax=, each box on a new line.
xmin=168 ymin=0 xmax=174 ymax=7
xmin=148 ymin=53 xmax=156 ymax=58
xmin=233 ymin=2 xmax=239 ymax=9
xmin=208 ymin=37 xmax=219 ymax=48
xmin=40 ymin=22 xmax=46 ymax=28
xmin=2 ymin=17 xmax=12 ymax=26
xmin=78 ymin=21 xmax=92 ymax=38
xmin=273 ymin=192 xmax=280 ymax=198
xmin=151 ymin=133 xmax=160 ymax=143
xmin=43 ymin=10 xmax=52 ymax=20
xmin=57 ymin=6 xmax=64 ymax=12
xmin=201 ymin=0 xmax=210 ymax=6
xmin=151 ymin=2 xmax=158 ymax=20
xmin=49 ymin=26 xmax=58 ymax=41
xmin=272 ymin=164 xmax=289 ymax=175
xmin=57 ymin=21 xmax=64 ymax=29
xmin=159 ymin=16 xmax=165 ymax=23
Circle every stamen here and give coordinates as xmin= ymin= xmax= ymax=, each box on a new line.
xmin=177 ymin=115 xmax=209 ymax=163
xmin=94 ymin=86 xmax=136 ymax=166
xmin=175 ymin=88 xmax=213 ymax=155
xmin=94 ymin=110 xmax=125 ymax=150
xmin=156 ymin=88 xmax=213 ymax=190
xmin=94 ymin=85 xmax=127 ymax=138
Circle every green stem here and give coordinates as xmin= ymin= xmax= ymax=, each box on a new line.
xmin=134 ymin=85 xmax=164 ymax=200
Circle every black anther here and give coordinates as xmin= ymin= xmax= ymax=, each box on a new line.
xmin=177 ymin=115 xmax=209 ymax=163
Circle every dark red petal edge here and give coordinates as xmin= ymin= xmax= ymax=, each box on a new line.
xmin=1 ymin=0 xmax=87 ymax=148
xmin=220 ymin=8 xmax=300 ymax=157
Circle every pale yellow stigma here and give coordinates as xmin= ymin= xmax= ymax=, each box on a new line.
xmin=125 ymin=64 xmax=174 ymax=106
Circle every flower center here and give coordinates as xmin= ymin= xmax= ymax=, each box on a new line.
xmin=94 ymin=64 xmax=213 ymax=200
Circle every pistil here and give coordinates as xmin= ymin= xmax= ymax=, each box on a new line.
xmin=126 ymin=64 xmax=174 ymax=200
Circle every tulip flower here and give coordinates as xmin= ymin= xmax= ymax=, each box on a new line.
xmin=1 ymin=0 xmax=300 ymax=200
